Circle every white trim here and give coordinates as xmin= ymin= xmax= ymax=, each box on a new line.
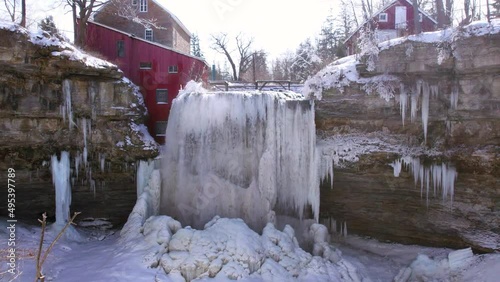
xmin=168 ymin=65 xmax=178 ymax=73
xmin=139 ymin=0 xmax=147 ymax=12
xmin=378 ymin=13 xmax=388 ymax=22
xmin=145 ymin=28 xmax=153 ymax=41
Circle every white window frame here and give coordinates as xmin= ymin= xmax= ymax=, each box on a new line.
xmin=132 ymin=0 xmax=138 ymax=5
xmin=139 ymin=62 xmax=152 ymax=69
xmin=145 ymin=28 xmax=153 ymax=41
xmin=379 ymin=13 xmax=388 ymax=22
xmin=139 ymin=0 xmax=147 ymax=12
xmin=156 ymin=89 xmax=168 ymax=104
xmin=155 ymin=121 xmax=168 ymax=136
xmin=168 ymin=65 xmax=178 ymax=73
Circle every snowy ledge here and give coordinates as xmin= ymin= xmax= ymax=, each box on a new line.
xmin=0 ymin=20 xmax=117 ymax=70
xmin=303 ymin=19 xmax=500 ymax=101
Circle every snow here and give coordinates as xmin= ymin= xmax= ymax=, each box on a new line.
xmin=161 ymin=88 xmax=319 ymax=231
xmin=129 ymin=122 xmax=158 ymax=151
xmin=302 ymin=54 xmax=399 ymax=100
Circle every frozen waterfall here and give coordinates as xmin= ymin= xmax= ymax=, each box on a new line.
xmin=160 ymin=90 xmax=319 ymax=230
xmin=51 ymin=151 xmax=71 ymax=226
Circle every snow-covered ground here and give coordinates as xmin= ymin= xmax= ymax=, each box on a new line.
xmin=1 ymin=218 xmax=499 ymax=282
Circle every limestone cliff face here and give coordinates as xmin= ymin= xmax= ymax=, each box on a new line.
xmin=0 ymin=25 xmax=158 ymax=225
xmin=308 ymin=22 xmax=500 ymax=252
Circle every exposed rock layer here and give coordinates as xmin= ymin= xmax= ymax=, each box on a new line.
xmin=316 ymin=29 xmax=500 ymax=252
xmin=0 ymin=27 xmax=158 ymax=226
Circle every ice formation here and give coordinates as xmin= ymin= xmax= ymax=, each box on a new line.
xmin=390 ymin=157 xmax=457 ymax=204
xmin=61 ymin=80 xmax=75 ymax=130
xmin=51 ymin=151 xmax=72 ymax=226
xmin=136 ymin=159 xmax=156 ymax=198
xmin=161 ymin=90 xmax=319 ymax=231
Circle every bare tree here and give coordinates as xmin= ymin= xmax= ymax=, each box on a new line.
xmin=435 ymin=0 xmax=446 ymax=28
xmin=210 ymin=32 xmax=254 ymax=81
xmin=65 ymin=0 xmax=107 ymax=47
xmin=3 ymin=0 xmax=17 ymax=22
xmin=105 ymin=0 xmax=166 ymax=29
xmin=460 ymin=0 xmax=479 ymax=25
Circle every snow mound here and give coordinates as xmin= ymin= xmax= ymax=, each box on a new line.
xmin=133 ymin=216 xmax=363 ymax=281
xmin=302 ymin=55 xmax=399 ymax=100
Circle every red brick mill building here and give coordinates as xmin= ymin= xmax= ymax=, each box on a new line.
xmin=84 ymin=0 xmax=209 ymax=143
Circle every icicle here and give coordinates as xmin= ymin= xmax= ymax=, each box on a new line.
xmin=410 ymin=90 xmax=419 ymax=123
xmin=390 ymin=158 xmax=402 ymax=177
xmin=82 ymin=119 xmax=89 ymax=168
xmin=399 ymin=83 xmax=408 ymax=126
xmin=51 ymin=151 xmax=71 ymax=225
xmin=421 ymin=82 xmax=430 ymax=142
xmin=450 ymin=82 xmax=459 ymax=109
xmin=99 ymin=153 xmax=106 ymax=173
xmin=137 ymin=159 xmax=155 ymax=198
xmin=391 ymin=157 xmax=457 ymax=205
xmin=343 ymin=222 xmax=348 ymax=237
xmin=61 ymin=80 xmax=75 ymax=130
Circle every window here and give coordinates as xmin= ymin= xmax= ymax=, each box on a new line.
xmin=155 ymin=121 xmax=168 ymax=136
xmin=168 ymin=65 xmax=178 ymax=73
xmin=139 ymin=62 xmax=152 ymax=69
xmin=145 ymin=28 xmax=153 ymax=41
xmin=132 ymin=0 xmax=138 ymax=5
xmin=156 ymin=89 xmax=168 ymax=104
xmin=419 ymin=13 xmax=423 ymax=22
xmin=378 ymin=13 xmax=388 ymax=22
xmin=116 ymin=40 xmax=125 ymax=57
xmin=139 ymin=0 xmax=147 ymax=12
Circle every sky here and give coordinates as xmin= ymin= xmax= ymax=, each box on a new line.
xmin=0 ymin=0 xmax=335 ymax=64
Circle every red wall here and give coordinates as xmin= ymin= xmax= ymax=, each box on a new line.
xmin=85 ymin=21 xmax=209 ymax=143
xmin=376 ymin=0 xmax=436 ymax=33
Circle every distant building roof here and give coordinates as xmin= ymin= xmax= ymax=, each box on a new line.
xmin=344 ymin=0 xmax=437 ymax=44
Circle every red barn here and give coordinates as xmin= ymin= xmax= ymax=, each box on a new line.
xmin=345 ymin=0 xmax=437 ymax=55
xmin=85 ymin=20 xmax=209 ymax=143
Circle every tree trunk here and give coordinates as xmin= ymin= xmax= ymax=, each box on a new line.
xmin=20 ymin=0 xmax=26 ymax=27
xmin=72 ymin=2 xmax=77 ymax=43
xmin=436 ymin=0 xmax=446 ymax=28
xmin=412 ymin=0 xmax=421 ymax=34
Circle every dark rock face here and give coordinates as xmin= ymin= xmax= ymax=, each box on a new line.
xmin=0 ymin=27 xmax=158 ymax=226
xmin=315 ymin=29 xmax=500 ymax=252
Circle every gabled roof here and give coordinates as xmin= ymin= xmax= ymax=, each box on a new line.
xmin=344 ymin=0 xmax=437 ymax=43
xmin=93 ymin=0 xmax=191 ymax=37
xmin=151 ymin=0 xmax=191 ymax=37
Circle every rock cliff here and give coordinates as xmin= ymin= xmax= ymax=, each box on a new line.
xmin=306 ymin=21 xmax=500 ymax=252
xmin=0 ymin=24 xmax=158 ymax=226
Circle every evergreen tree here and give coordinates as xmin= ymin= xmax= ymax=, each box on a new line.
xmin=39 ymin=16 xmax=59 ymax=35
xmin=191 ymin=33 xmax=204 ymax=58
xmin=316 ymin=9 xmax=343 ymax=66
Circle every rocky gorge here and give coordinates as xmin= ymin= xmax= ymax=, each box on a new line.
xmin=307 ymin=21 xmax=500 ymax=252
xmin=0 ymin=24 xmax=158 ymax=226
